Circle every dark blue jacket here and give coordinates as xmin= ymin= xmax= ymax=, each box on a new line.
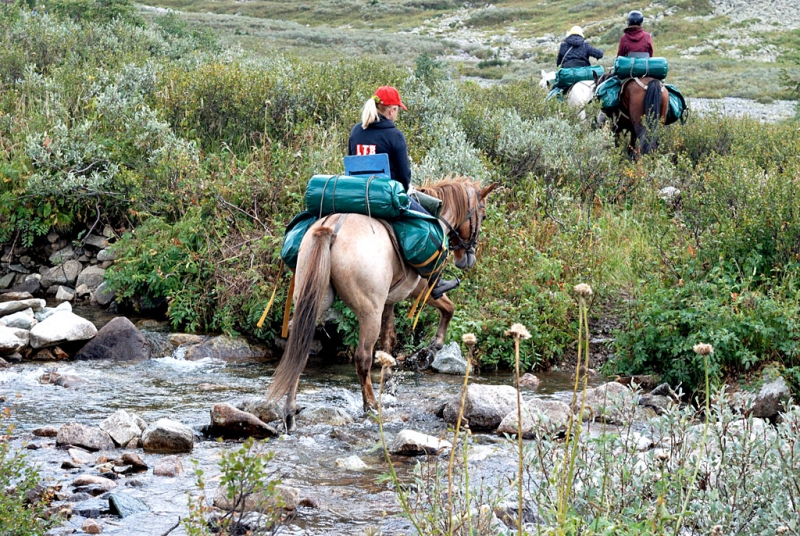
xmin=348 ymin=117 xmax=411 ymax=192
xmin=557 ymin=34 xmax=604 ymax=68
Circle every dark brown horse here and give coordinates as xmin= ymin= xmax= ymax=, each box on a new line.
xmin=267 ymin=177 xmax=498 ymax=431
xmin=599 ymin=74 xmax=670 ymax=157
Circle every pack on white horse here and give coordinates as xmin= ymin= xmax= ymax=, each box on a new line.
xmin=540 ymin=70 xmax=596 ymax=120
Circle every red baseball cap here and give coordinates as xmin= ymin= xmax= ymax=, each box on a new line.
xmin=374 ymin=86 xmax=407 ymax=111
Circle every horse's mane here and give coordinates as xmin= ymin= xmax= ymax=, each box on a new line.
xmin=417 ymin=176 xmax=480 ymax=225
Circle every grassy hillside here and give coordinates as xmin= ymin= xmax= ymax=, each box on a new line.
xmin=139 ymin=0 xmax=800 ymax=100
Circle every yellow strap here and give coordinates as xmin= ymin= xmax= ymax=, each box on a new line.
xmin=281 ymin=274 xmax=295 ymax=338
xmin=256 ymin=261 xmax=284 ymax=329
xmin=409 ymin=248 xmax=441 ymax=269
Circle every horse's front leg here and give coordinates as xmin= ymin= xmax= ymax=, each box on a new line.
xmin=378 ymin=303 xmax=397 ymax=353
xmin=411 ymin=294 xmax=455 ymax=370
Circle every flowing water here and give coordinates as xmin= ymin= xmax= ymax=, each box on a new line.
xmin=1 ymin=308 xmax=598 ymax=535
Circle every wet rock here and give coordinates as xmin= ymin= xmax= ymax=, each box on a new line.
xmin=0 ymin=298 xmax=45 ymax=316
xmin=56 ymin=423 xmax=114 ymax=451
xmin=52 ymin=346 xmax=69 ymax=360
xmin=108 ymin=493 xmax=148 ymax=517
xmin=153 ymin=456 xmax=184 ymax=477
xmin=40 ymin=260 xmax=83 ymax=288
xmin=299 ymin=496 xmax=319 ymax=508
xmin=334 ymin=455 xmax=369 ymax=470
xmin=93 ymin=282 xmax=116 ymax=306
xmin=168 ymin=333 xmax=204 ymax=347
xmin=120 ymin=453 xmax=148 ymax=472
xmin=68 ymin=448 xmax=96 ymax=465
xmin=496 ymin=398 xmax=571 ymax=438
xmin=209 ymin=403 xmax=278 ymax=439
xmin=235 ymin=397 xmax=285 ymax=423
xmin=213 ymin=483 xmax=299 ymax=512
xmin=100 ymin=410 xmax=143 ymax=447
xmin=0 ymin=308 xmax=35 ymax=329
xmin=29 ymin=311 xmax=97 ymax=349
xmin=44 ymin=503 xmax=73 ymax=520
xmin=638 ymin=394 xmax=674 ymax=415
xmin=141 ymin=418 xmax=193 ymax=453
xmin=84 ymin=234 xmax=108 ymax=249
xmin=573 ymin=382 xmax=636 ymax=424
xmin=75 ymin=284 xmax=91 ymax=298
xmin=96 ymin=248 xmax=118 ymax=262
xmin=73 ymin=498 xmax=109 ymax=518
xmin=0 ymin=272 xmax=15 ymax=289
xmin=74 ymin=317 xmax=149 ymax=361
xmin=431 ymin=341 xmax=470 ymax=375
xmin=751 ymin=376 xmax=791 ymax=419
xmin=35 ymin=301 xmax=71 ymax=322
xmin=30 ymin=348 xmax=55 ymax=361
xmin=441 ymin=384 xmax=519 ymax=431
xmin=0 ymin=326 xmax=29 ymax=354
xmin=49 ymin=245 xmax=76 ymax=265
xmin=76 ymin=266 xmax=105 ymax=291
xmin=72 ymin=475 xmax=117 ymax=493
xmin=183 ymin=334 xmax=266 ymax=361
xmin=55 ymin=374 xmax=83 ymax=389
xmin=518 ymin=373 xmax=540 ymax=389
xmin=11 ymin=279 xmax=40 ymax=295
xmin=33 ymin=425 xmax=59 ymax=437
xmin=82 ymin=518 xmax=103 ymax=534
xmin=297 ymin=406 xmax=354 ymax=426
xmin=61 ymin=460 xmax=81 ymax=470
xmin=389 ymin=429 xmax=451 ymax=456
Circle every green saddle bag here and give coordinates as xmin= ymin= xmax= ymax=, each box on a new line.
xmin=304 ymin=174 xmax=409 ymax=219
xmin=281 ymin=211 xmax=318 ymax=270
xmin=594 ymin=76 xmax=622 ymax=112
xmin=391 ymin=211 xmax=448 ymax=277
xmin=665 ymin=84 xmax=689 ymax=125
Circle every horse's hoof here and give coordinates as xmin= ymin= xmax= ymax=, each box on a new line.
xmin=415 ymin=348 xmax=434 ymax=371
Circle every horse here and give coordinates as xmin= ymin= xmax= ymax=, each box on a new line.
xmin=597 ymin=73 xmax=669 ymax=157
xmin=540 ymin=70 xmax=596 ymax=121
xmin=267 ymin=177 xmax=498 ymax=431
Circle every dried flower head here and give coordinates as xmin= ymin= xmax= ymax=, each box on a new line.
xmin=693 ymin=343 xmax=714 ymax=356
xmin=462 ymin=333 xmax=477 ymax=346
xmin=573 ymin=283 xmax=593 ymax=297
xmin=777 ymin=527 xmax=789 ymax=535
xmin=710 ymin=526 xmax=723 ymax=536
xmin=656 ymin=449 xmax=670 ymax=462
xmin=374 ymin=351 xmax=396 ymax=368
xmin=505 ymin=323 xmax=531 ymax=340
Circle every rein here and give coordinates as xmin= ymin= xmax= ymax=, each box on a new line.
xmin=438 ymin=186 xmax=483 ymax=255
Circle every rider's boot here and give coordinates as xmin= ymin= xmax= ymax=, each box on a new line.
xmin=430 ymin=276 xmax=460 ymax=300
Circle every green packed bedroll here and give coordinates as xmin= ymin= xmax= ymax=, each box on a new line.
xmin=305 ymin=174 xmax=409 ymax=219
xmin=614 ymin=56 xmax=669 ymax=80
xmin=554 ymin=65 xmax=605 ymax=88
xmin=391 ymin=211 xmax=448 ymax=277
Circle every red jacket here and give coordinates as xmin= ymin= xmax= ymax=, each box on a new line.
xmin=617 ymin=26 xmax=653 ymax=57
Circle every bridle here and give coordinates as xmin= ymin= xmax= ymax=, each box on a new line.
xmin=438 ymin=186 xmax=484 ymax=256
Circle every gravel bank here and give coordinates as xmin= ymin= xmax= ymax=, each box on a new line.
xmin=687 ymin=97 xmax=797 ymax=122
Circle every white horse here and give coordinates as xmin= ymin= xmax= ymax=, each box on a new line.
xmin=540 ymin=70 xmax=596 ymax=120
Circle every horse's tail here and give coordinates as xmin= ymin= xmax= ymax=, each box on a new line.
xmin=642 ymin=79 xmax=663 ymax=153
xmin=267 ymin=226 xmax=334 ymax=404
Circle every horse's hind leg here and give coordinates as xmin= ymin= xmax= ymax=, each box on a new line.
xmin=355 ymin=311 xmax=381 ymax=411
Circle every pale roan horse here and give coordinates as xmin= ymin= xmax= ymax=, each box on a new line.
xmin=540 ymin=70 xmax=595 ymax=121
xmin=267 ymin=177 xmax=498 ymax=431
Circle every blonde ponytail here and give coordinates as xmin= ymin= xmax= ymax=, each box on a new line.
xmin=360 ymin=97 xmax=380 ymax=129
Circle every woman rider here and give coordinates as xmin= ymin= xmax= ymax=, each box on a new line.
xmin=348 ymin=86 xmax=460 ymax=299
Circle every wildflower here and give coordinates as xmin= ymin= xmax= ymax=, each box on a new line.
xmin=777 ymin=528 xmax=788 ymax=535
xmin=505 ymin=323 xmax=531 ymax=340
xmin=573 ymin=283 xmax=593 ymax=297
xmin=462 ymin=333 xmax=477 ymax=346
xmin=656 ymin=449 xmax=670 ymax=462
xmin=374 ymin=351 xmax=396 ymax=368
xmin=710 ymin=526 xmax=723 ymax=536
xmin=693 ymin=343 xmax=714 ymax=356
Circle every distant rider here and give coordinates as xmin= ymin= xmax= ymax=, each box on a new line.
xmin=348 ymin=86 xmax=460 ymax=300
xmin=617 ymin=10 xmax=654 ymax=58
xmin=557 ymin=26 xmax=604 ymax=68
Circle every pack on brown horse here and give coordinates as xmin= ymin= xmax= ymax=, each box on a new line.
xmin=598 ymin=73 xmax=670 ymax=156
xmin=267 ymin=177 xmax=498 ymax=431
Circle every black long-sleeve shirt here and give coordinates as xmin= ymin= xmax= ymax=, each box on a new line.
xmin=348 ymin=116 xmax=411 ymax=191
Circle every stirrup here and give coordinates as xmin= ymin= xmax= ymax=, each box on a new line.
xmin=430 ymin=277 xmax=460 ymax=300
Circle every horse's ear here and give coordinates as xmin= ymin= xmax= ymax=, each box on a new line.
xmin=541 ymin=69 xmax=547 ymax=77
xmin=480 ymin=182 xmax=500 ymax=199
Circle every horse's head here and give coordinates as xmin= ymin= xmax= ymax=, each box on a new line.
xmin=419 ymin=178 xmax=499 ymax=271
xmin=540 ymin=70 xmax=556 ymax=90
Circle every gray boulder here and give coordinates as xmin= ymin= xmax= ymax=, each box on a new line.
xmin=431 ymin=341 xmax=470 ymax=375
xmin=209 ymin=403 xmax=278 ymax=439
xmin=572 ymin=382 xmax=641 ymax=424
xmin=40 ymin=260 xmax=83 ymax=288
xmin=141 ymin=418 xmax=193 ymax=453
xmin=74 ymin=317 xmax=149 ymax=361
xmin=497 ymin=398 xmax=572 ymax=438
xmin=96 ymin=248 xmax=118 ymax=262
xmin=100 ymin=410 xmax=143 ymax=447
xmin=0 ymin=292 xmax=33 ymax=302
xmin=153 ymin=456 xmax=184 ymax=477
xmin=94 ymin=282 xmax=116 ymax=306
xmin=35 ymin=301 xmax=72 ymax=322
xmin=235 ymin=397 xmax=285 ymax=423
xmin=0 ymin=326 xmax=29 ymax=354
xmin=441 ymin=384 xmax=519 ymax=431
xmin=56 ymin=423 xmax=115 ymax=451
xmin=83 ymin=234 xmax=108 ymax=249
xmin=183 ymin=335 xmax=266 ymax=361
xmin=213 ymin=483 xmax=299 ymax=512
xmin=49 ymin=245 xmax=75 ymax=265
xmin=0 ymin=308 xmax=35 ymax=329
xmin=0 ymin=273 xmax=15 ymax=289
xmin=751 ymin=376 xmax=792 ymax=419
xmin=297 ymin=406 xmax=354 ymax=426
xmin=29 ymin=311 xmax=97 ymax=349
xmin=389 ymin=429 xmax=451 ymax=456
xmin=108 ymin=493 xmax=148 ymax=518
xmin=55 ymin=286 xmax=75 ymax=301
xmin=76 ymin=266 xmax=105 ymax=291
xmin=0 ymin=298 xmax=45 ymax=317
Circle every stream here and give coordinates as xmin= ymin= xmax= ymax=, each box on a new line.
xmin=1 ymin=307 xmax=600 ymax=535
